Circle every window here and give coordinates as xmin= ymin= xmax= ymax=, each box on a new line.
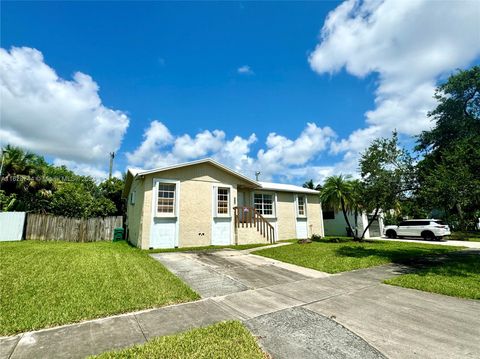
xmin=217 ymin=187 xmax=230 ymax=215
xmin=157 ymin=183 xmax=176 ymax=214
xmin=130 ymin=191 xmax=135 ymax=205
xmin=254 ymin=193 xmax=274 ymax=216
xmin=297 ymin=196 xmax=306 ymax=216
xmin=323 ymin=210 xmax=335 ymax=219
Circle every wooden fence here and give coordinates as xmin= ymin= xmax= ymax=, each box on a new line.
xmin=25 ymin=214 xmax=123 ymax=242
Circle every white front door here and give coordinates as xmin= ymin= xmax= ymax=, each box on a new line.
xmin=151 ymin=218 xmax=176 ymax=248
xmin=296 ymin=218 xmax=308 ymax=239
xmin=212 ymin=218 xmax=231 ymax=245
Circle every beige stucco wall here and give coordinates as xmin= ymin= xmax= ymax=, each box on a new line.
xmin=276 ymin=192 xmax=297 ymax=240
xmin=126 ymin=177 xmax=146 ymax=247
xmin=138 ymin=162 xmax=255 ymax=249
xmin=236 ymin=227 xmax=270 ymax=245
xmin=307 ymin=194 xmax=324 ymax=237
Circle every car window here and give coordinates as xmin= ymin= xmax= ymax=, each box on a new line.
xmin=433 ymin=220 xmax=445 ymax=225
xmin=399 ymin=221 xmax=409 ymax=226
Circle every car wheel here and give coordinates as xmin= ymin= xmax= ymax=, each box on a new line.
xmin=421 ymin=231 xmax=436 ymax=241
xmin=386 ymin=229 xmax=397 ymax=239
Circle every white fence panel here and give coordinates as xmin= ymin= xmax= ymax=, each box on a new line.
xmin=0 ymin=212 xmax=26 ymax=241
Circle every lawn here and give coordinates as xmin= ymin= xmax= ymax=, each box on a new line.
xmin=253 ymin=240 xmax=463 ymax=273
xmin=149 ymin=243 xmax=271 ymax=253
xmin=90 ymin=321 xmax=265 ymax=359
xmin=449 ymin=231 xmax=480 ymax=242
xmin=0 ymin=240 xmax=199 ymax=335
xmin=385 ymin=251 xmax=480 ymax=299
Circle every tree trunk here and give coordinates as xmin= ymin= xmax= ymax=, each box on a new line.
xmin=455 ymin=202 xmax=466 ymax=230
xmin=341 ymin=198 xmax=357 ymax=240
xmin=360 ymin=207 xmax=380 ymax=240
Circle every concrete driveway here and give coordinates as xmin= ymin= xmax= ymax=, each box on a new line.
xmin=150 ymin=247 xmax=329 ymax=297
xmin=153 ymin=248 xmax=480 ymax=359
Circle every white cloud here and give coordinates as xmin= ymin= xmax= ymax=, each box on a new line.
xmin=126 ymin=121 xmax=336 ymax=183
xmin=237 ymin=65 xmax=254 ymax=75
xmin=125 ymin=120 xmax=173 ymax=167
xmin=309 ymin=0 xmax=480 ymax=170
xmin=256 ymin=123 xmax=336 ymax=178
xmin=0 ymin=47 xmax=129 ymax=167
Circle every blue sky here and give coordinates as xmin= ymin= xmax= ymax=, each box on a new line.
xmin=1 ymin=1 xmax=479 ymax=183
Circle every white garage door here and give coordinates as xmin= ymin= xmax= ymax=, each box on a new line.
xmin=212 ymin=218 xmax=231 ymax=245
xmin=150 ymin=218 xmax=176 ymax=248
xmin=296 ymin=218 xmax=308 ymax=239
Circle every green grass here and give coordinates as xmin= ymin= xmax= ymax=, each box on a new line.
xmin=90 ymin=321 xmax=265 ymax=359
xmin=148 ymin=243 xmax=271 ymax=253
xmin=0 ymin=240 xmax=199 ymax=335
xmin=385 ymin=252 xmax=480 ymax=299
xmin=253 ymin=240 xmax=463 ymax=273
xmin=449 ymin=231 xmax=480 ymax=242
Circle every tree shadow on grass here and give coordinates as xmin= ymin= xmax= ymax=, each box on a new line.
xmin=336 ymin=246 xmax=480 ymax=276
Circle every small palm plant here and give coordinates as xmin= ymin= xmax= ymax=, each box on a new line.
xmin=320 ymin=175 xmax=360 ymax=241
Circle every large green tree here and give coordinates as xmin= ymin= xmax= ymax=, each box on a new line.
xmin=416 ymin=66 xmax=480 ymax=229
xmin=358 ymin=132 xmax=415 ymax=239
xmin=1 ymin=145 xmax=124 ymax=218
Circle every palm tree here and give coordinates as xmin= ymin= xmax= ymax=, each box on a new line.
xmin=303 ymin=179 xmax=322 ymax=191
xmin=1 ymin=145 xmax=52 ymax=210
xmin=320 ymin=175 xmax=358 ymax=240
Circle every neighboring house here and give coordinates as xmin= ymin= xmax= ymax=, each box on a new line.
xmin=122 ymin=158 xmax=324 ymax=249
xmin=323 ymin=210 xmax=384 ymax=238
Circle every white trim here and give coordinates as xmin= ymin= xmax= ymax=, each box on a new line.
xmin=294 ymin=194 xmax=307 ymax=218
xmin=128 ymin=158 xmax=260 ymax=187
xmin=251 ymin=191 xmax=276 ymax=219
xmin=150 ymin=178 xmax=180 ymax=248
xmin=211 ymin=183 xmax=233 ymax=245
xmin=153 ymin=180 xmax=178 ymax=218
xmin=213 ymin=184 xmax=233 ymax=218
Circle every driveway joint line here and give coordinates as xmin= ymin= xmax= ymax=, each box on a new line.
xmin=133 ymin=314 xmax=148 ymax=342
xmin=7 ymin=333 xmax=23 ymax=359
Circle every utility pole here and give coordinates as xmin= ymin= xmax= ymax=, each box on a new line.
xmin=109 ymin=152 xmax=115 ymax=179
xmin=255 ymin=171 xmax=261 ymax=181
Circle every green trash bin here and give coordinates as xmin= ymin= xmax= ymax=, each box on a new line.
xmin=113 ymin=227 xmax=124 ymax=242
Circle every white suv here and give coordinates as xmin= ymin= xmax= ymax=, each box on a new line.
xmin=383 ymin=219 xmax=451 ymax=241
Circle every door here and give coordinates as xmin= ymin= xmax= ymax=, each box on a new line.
xmin=296 ymin=218 xmax=308 ymax=239
xmin=212 ymin=218 xmax=231 ymax=245
xmin=150 ymin=218 xmax=176 ymax=248
xmin=238 ymin=191 xmax=245 ymax=222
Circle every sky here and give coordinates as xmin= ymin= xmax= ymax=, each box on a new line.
xmin=1 ymin=0 xmax=479 ymax=184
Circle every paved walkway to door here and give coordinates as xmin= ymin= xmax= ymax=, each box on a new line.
xmin=2 ymin=248 xmax=479 ymax=359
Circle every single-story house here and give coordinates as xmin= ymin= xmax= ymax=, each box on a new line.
xmin=122 ymin=158 xmax=324 ymax=249
xmin=323 ymin=209 xmax=384 ymax=238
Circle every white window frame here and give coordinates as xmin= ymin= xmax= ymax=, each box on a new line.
xmin=252 ymin=191 xmax=276 ymax=218
xmin=213 ymin=184 xmax=232 ymax=218
xmin=295 ymin=194 xmax=307 ymax=218
xmin=153 ymin=178 xmax=180 ymax=218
